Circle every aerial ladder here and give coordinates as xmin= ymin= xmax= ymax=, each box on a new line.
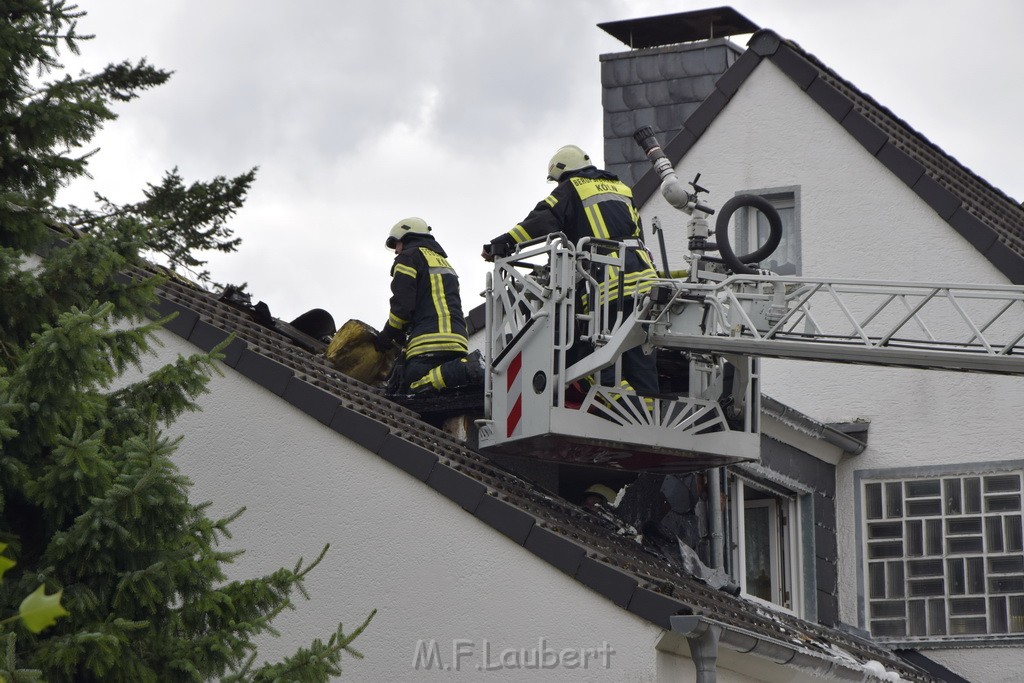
xmin=475 ymin=128 xmax=1024 ymax=473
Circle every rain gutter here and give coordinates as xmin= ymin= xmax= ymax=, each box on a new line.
xmin=665 ymin=615 xmax=865 ymax=682
xmin=761 ymin=395 xmax=867 ymax=455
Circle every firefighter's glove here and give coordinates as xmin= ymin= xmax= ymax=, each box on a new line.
xmin=375 ymin=326 xmax=401 ymax=352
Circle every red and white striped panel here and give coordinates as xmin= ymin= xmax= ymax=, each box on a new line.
xmin=506 ymin=352 xmax=523 ymax=438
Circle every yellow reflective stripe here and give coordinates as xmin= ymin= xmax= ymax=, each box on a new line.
xmin=406 ymin=333 xmax=468 ymax=356
xmin=414 ymin=249 xmax=453 ymax=335
xmin=581 ymin=193 xmax=631 ymax=210
xmin=429 ymin=273 xmax=451 ymax=334
xmin=603 ymin=380 xmax=654 ymax=408
xmin=544 ymin=195 xmax=558 ymax=208
xmin=407 ymin=343 xmax=468 ymax=357
xmin=591 ymin=268 xmax=658 ymax=305
xmin=394 ymin=263 xmax=417 ymax=278
xmin=630 ymin=204 xmax=641 ymax=226
xmin=594 ymin=206 xmax=612 ymax=239
xmin=422 ymin=250 xmax=455 ymax=275
xmin=585 ymin=205 xmax=611 ymax=239
xmin=569 ymin=176 xmax=632 ymax=200
xmin=410 ymin=367 xmax=446 ymax=391
xmin=408 ymin=332 xmax=467 ymax=344
xmin=388 ymin=312 xmax=407 ymax=327
xmin=509 ymin=225 xmax=531 ymax=243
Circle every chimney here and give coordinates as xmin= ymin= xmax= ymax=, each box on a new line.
xmin=598 ymin=7 xmax=759 ymax=185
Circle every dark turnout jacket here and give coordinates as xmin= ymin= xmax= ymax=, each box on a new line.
xmin=487 ymin=166 xmax=657 ymax=305
xmin=382 ymin=233 xmax=468 ymax=359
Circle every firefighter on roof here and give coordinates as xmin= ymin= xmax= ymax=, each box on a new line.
xmin=379 ymin=217 xmax=482 ymax=394
xmin=482 ymin=145 xmax=660 ymax=395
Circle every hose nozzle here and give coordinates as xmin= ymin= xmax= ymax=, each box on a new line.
xmin=633 ymin=126 xmax=674 ymax=180
xmin=633 ymin=127 xmax=693 ymax=211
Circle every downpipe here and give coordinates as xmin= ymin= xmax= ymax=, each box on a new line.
xmin=708 ymin=467 xmax=725 ymax=571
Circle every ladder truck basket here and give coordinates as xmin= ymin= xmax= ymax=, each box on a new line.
xmin=476 ymin=234 xmax=761 ymax=473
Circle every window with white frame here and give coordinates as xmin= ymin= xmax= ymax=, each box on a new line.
xmin=733 ymin=187 xmax=801 ymax=275
xmin=861 ymin=470 xmax=1024 ymax=641
xmin=728 ymin=476 xmax=802 ymax=613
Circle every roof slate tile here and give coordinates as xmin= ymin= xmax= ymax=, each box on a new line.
xmin=876 ymin=142 xmax=926 ymax=187
xmin=377 ymin=434 xmax=438 ymax=481
xmin=841 ymin=110 xmax=888 ymax=155
xmin=984 ymin=239 xmax=1024 ymax=285
xmin=814 ymin=522 xmax=838 ymax=562
xmin=188 ymin=319 xmax=246 ymax=367
xmin=684 ymin=89 xmax=729 ymax=139
xmin=474 ymin=494 xmax=536 ymax=545
xmin=426 ymin=464 xmax=487 ymax=513
xmin=576 ymin=557 xmax=639 ymax=608
xmin=714 ymin=48 xmax=759 ymax=97
xmin=282 ymin=377 xmax=340 ymax=426
xmin=236 ymin=348 xmax=293 ymax=395
xmin=151 ymin=297 xmax=199 ymax=339
xmin=626 ymin=587 xmax=689 ymax=630
xmin=524 ymin=526 xmax=586 ymax=576
xmin=816 ymin=590 xmax=839 ymax=627
xmin=948 ymin=207 xmax=999 ymax=253
xmin=806 ymin=77 xmax=854 ymax=123
xmin=329 ymin=404 xmax=390 ymax=452
xmin=771 ymin=44 xmax=817 ymax=90
xmin=748 ymin=29 xmax=781 ymax=57
xmin=912 ymin=174 xmax=961 ymax=220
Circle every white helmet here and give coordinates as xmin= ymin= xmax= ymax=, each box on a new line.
xmin=386 ymin=217 xmax=431 ymax=249
xmin=584 ymin=484 xmax=617 ymax=504
xmin=547 ymin=144 xmax=592 ymax=182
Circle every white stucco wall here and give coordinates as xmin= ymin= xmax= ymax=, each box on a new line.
xmin=142 ymin=328 xmax=820 ymax=682
xmin=638 ymin=59 xmax=1023 ymax=682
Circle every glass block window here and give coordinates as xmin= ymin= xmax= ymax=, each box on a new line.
xmin=863 ymin=472 xmax=1024 ymax=640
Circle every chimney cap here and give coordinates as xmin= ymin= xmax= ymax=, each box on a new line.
xmin=598 ymin=6 xmax=759 ymax=49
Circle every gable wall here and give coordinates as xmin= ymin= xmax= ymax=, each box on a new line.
xmin=146 ymin=327 xmax=810 ymax=682
xmin=636 ymin=58 xmax=1023 ymax=680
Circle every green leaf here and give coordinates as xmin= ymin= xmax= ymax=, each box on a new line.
xmin=0 ymin=543 xmax=13 ymax=582
xmin=18 ymin=585 xmax=71 ymax=633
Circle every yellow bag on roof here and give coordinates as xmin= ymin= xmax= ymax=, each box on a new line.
xmin=325 ymin=319 xmax=398 ymax=386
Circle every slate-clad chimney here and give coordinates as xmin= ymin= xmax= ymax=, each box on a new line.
xmin=598 ymin=7 xmax=760 ymax=185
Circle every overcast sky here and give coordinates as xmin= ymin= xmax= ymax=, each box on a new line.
xmin=61 ymin=0 xmax=1023 ymax=331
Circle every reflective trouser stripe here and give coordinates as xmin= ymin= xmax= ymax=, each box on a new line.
xmin=410 ymin=366 xmax=446 ymax=391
